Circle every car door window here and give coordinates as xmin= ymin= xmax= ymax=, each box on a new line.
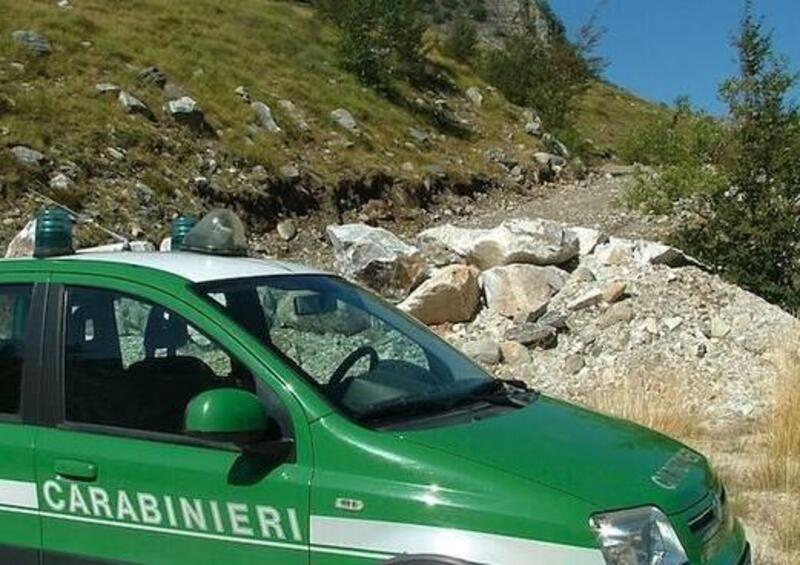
xmin=64 ymin=287 xmax=252 ymax=435
xmin=0 ymin=286 xmax=32 ymax=416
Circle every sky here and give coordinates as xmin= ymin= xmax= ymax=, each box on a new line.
xmin=548 ymin=0 xmax=800 ymax=115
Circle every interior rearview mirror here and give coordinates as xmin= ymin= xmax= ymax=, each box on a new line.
xmin=184 ymin=389 xmax=283 ymax=449
xmin=294 ymin=293 xmax=337 ymax=316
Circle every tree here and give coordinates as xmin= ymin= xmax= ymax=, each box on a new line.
xmin=674 ymin=3 xmax=800 ymax=308
xmin=444 ymin=12 xmax=479 ymax=63
xmin=482 ymin=32 xmax=592 ymax=131
xmin=319 ymin=0 xmax=427 ymax=91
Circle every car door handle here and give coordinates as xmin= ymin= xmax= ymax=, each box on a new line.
xmin=55 ymin=459 xmax=98 ymax=482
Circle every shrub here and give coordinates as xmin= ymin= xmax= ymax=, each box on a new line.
xmin=621 ymin=99 xmax=729 ymax=168
xmin=443 ymin=12 xmax=479 ymax=63
xmin=319 ymin=0 xmax=427 ymax=91
xmin=623 ymin=5 xmax=800 ymax=309
xmin=482 ymin=32 xmax=592 ymax=132
xmin=674 ymin=6 xmax=800 ymax=309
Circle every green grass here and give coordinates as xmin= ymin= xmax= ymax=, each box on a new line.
xmin=0 ymin=0 xmax=662 ymax=244
xmin=575 ymin=81 xmax=670 ymax=159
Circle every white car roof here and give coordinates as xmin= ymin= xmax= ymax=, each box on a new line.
xmin=60 ymin=251 xmax=325 ymax=283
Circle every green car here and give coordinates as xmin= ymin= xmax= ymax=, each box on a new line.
xmin=0 ymin=209 xmax=749 ymax=564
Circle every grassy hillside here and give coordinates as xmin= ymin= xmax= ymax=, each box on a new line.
xmin=0 ymin=0 xmax=658 ymax=245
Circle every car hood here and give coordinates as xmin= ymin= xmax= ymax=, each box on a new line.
xmin=400 ymin=396 xmax=713 ymax=515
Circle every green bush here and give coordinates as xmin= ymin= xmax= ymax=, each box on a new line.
xmin=621 ymin=100 xmax=729 ymax=168
xmin=622 ymin=164 xmax=729 ymax=215
xmin=319 ymin=0 xmax=426 ymax=91
xmin=482 ymin=33 xmax=591 ymax=132
xmin=443 ymin=12 xmax=479 ymax=63
xmin=626 ymin=5 xmax=800 ymax=309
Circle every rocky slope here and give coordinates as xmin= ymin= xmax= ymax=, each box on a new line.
xmin=0 ymin=0 xmax=663 ymax=251
xmin=326 ymin=217 xmax=799 ymax=426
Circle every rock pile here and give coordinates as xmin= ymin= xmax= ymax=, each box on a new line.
xmin=327 ymin=218 xmax=800 ymax=425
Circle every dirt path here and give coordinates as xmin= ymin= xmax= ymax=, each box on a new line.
xmin=463 ymin=175 xmax=672 ymax=241
xmin=270 ymin=173 xmax=670 ymax=272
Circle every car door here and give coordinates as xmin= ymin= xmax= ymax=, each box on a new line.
xmin=35 ymin=279 xmax=312 ymax=564
xmin=0 ymin=281 xmax=45 ymax=563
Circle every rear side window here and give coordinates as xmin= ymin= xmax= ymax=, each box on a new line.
xmin=0 ymin=286 xmax=33 ymax=416
xmin=63 ymin=287 xmax=253 ymax=435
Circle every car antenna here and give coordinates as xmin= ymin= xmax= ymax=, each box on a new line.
xmin=28 ymin=188 xmax=133 ymax=251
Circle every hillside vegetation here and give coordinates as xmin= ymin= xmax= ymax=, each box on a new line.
xmin=1 ymin=0 xmax=658 ymax=246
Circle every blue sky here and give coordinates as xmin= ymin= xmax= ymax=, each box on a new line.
xmin=549 ymin=0 xmax=800 ymax=115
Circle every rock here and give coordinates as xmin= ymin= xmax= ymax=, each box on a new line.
xmin=279 ymin=164 xmax=300 ymax=180
xmin=664 ymin=317 xmax=684 ymax=331
xmin=165 ymin=96 xmax=210 ymax=131
xmin=505 ymin=323 xmax=557 ymax=350
xmin=360 ymin=199 xmax=393 ymax=223
xmin=417 ymin=224 xmax=485 ymax=266
xmin=465 ymin=86 xmax=483 ymax=108
xmin=11 ymin=31 xmax=51 ymax=56
xmin=331 ymin=108 xmax=359 ymax=134
xmin=418 ymin=219 xmax=579 ymax=271
xmin=326 ymin=224 xmax=428 ymax=300
xmin=568 ymin=226 xmax=608 ymax=255
xmin=49 ymin=173 xmax=75 ymax=191
xmin=57 ymin=0 xmax=72 ymax=8
xmin=163 ymin=82 xmax=188 ymax=101
xmin=235 ymin=86 xmax=251 ymax=103
xmin=481 ymin=264 xmax=567 ymax=319
xmin=118 ymin=91 xmax=155 ymax=121
xmin=643 ymin=317 xmax=659 ymax=335
xmin=252 ymin=102 xmax=281 ymax=133
xmin=10 ymin=146 xmax=44 ymax=168
xmin=602 ymin=282 xmax=627 ymax=304
xmin=543 ymin=133 xmax=569 ymax=158
xmin=571 ymin=267 xmax=596 ymax=283
xmin=595 ymin=239 xmax=636 ymax=266
xmin=470 ymin=219 xmax=579 ymax=269
xmin=399 ymin=265 xmax=481 ymax=325
xmin=137 ymin=66 xmax=167 ymax=88
xmin=522 ymin=110 xmax=542 ymax=136
xmin=564 ymin=354 xmax=585 ymax=375
xmin=708 ymin=317 xmax=731 ymax=339
xmin=539 ymin=311 xmax=569 ymax=331
xmin=462 ymin=340 xmax=502 ymax=365
xmin=95 ymin=83 xmax=121 ymax=95
xmin=567 ymin=289 xmax=604 ymax=311
xmin=408 ymin=127 xmax=430 ymax=145
xmin=597 ymin=302 xmax=634 ymax=329
xmin=5 ymin=220 xmax=36 ymax=258
xmin=524 ymin=303 xmax=549 ymax=324
xmin=277 ymin=99 xmax=311 ymax=131
xmin=499 ymin=341 xmax=530 ymax=366
xmin=276 ymin=219 xmax=297 ymax=242
xmin=634 ymin=241 xmax=704 ymax=269
xmin=134 ymin=181 xmax=154 ymax=204
xmin=106 ymin=147 xmax=125 ymax=160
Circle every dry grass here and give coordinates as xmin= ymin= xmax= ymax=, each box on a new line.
xmin=583 ymin=356 xmax=800 ymax=563
xmin=584 ymin=372 xmax=700 ymax=440
xmin=751 ymin=349 xmax=800 ymax=493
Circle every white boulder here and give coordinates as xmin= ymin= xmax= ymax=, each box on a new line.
xmin=399 ymin=265 xmax=481 ymax=325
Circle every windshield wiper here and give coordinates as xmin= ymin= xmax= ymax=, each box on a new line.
xmin=355 ymin=395 xmax=454 ymax=424
xmin=452 ymin=378 xmax=535 ymax=409
xmin=356 ymin=379 xmax=536 ymax=424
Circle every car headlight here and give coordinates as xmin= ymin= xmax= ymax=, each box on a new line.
xmin=589 ymin=506 xmax=689 ymax=565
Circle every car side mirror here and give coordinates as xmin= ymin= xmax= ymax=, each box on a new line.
xmin=185 ymin=389 xmax=284 ymax=451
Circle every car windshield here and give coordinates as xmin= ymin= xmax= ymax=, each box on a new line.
xmin=197 ymin=275 xmax=494 ymax=421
